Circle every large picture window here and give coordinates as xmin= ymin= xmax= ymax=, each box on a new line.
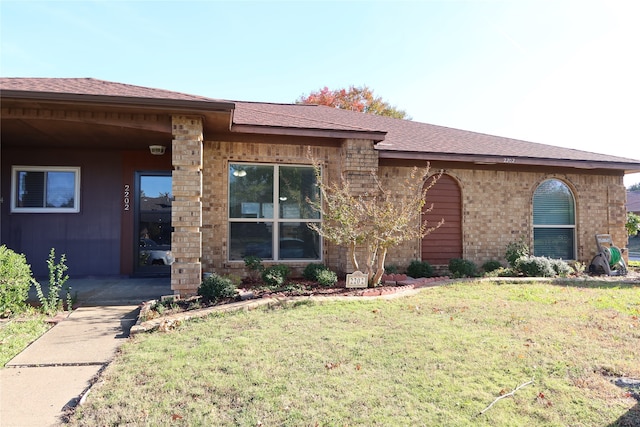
xmin=533 ymin=179 xmax=576 ymax=259
xmin=11 ymin=166 xmax=80 ymax=213
xmin=228 ymin=163 xmax=321 ymax=261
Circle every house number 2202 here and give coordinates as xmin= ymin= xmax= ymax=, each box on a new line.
xmin=123 ymin=184 xmax=131 ymax=211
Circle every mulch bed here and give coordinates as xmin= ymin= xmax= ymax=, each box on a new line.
xmin=141 ymin=269 xmax=640 ymax=322
xmin=142 ymin=275 xmax=451 ymax=320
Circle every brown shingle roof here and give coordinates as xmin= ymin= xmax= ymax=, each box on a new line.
xmin=233 ymin=101 xmax=386 ymax=133
xmin=628 ymin=191 xmax=640 ymax=213
xmin=2 ymin=77 xmax=639 ymax=169
xmin=231 ymin=101 xmax=640 ymax=165
xmin=0 ymin=77 xmax=219 ymax=102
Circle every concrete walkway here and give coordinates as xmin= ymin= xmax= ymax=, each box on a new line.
xmin=1 ymin=277 xmax=172 ymax=427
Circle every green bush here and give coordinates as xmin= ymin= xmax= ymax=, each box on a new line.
xmin=385 ymin=265 xmax=400 ymax=274
xmin=0 ymin=245 xmax=33 ymax=317
xmin=261 ymin=264 xmax=291 ymax=289
xmin=549 ymin=259 xmax=574 ymax=277
xmin=482 ymin=260 xmax=503 ymax=273
xmin=406 ymin=260 xmax=434 ymax=278
xmin=198 ymin=273 xmax=238 ymax=303
xmin=32 ymin=248 xmax=72 ymax=316
xmin=495 ymin=267 xmax=517 ymax=277
xmin=515 ymin=256 xmax=556 ymax=277
xmin=315 ymin=269 xmax=338 ymax=287
xmin=244 ymin=256 xmax=264 ymax=281
xmin=448 ymin=258 xmax=478 ymax=278
xmin=505 ymin=237 xmax=529 ymax=268
xmin=303 ymin=263 xmax=338 ymax=286
xmin=303 ymin=263 xmax=327 ymax=281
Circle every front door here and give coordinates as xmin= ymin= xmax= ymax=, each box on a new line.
xmin=135 ymin=172 xmax=172 ymax=276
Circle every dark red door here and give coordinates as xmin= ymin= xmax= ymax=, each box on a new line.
xmin=421 ymin=174 xmax=462 ymax=265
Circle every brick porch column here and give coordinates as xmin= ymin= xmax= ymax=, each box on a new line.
xmin=171 ymin=116 xmax=204 ymax=295
xmin=339 ymin=138 xmax=378 ymax=273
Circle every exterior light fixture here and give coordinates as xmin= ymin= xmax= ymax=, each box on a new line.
xmin=149 ymin=145 xmax=166 ymax=155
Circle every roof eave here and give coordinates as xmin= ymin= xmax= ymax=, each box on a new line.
xmin=231 ymin=123 xmax=387 ymax=141
xmin=377 ymin=150 xmax=640 ymax=172
xmin=0 ymin=89 xmax=235 ymax=112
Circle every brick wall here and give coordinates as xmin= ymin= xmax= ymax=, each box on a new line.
xmin=171 ymin=116 xmax=203 ymax=295
xmin=196 ymin=135 xmax=627 ymax=280
xmin=380 ymin=164 xmax=628 ymax=270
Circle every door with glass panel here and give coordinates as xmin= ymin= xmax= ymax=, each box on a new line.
xmin=135 ymin=172 xmax=173 ymax=275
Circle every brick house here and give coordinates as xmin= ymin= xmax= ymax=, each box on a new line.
xmin=2 ymin=78 xmax=639 ymax=295
xmin=628 ymin=191 xmax=640 ymax=216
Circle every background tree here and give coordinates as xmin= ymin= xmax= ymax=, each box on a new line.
xmin=307 ymin=152 xmax=442 ymax=286
xmin=297 ymin=85 xmax=410 ymax=119
xmin=627 ymin=212 xmax=640 ymax=237
xmin=628 ymin=182 xmax=640 ymax=192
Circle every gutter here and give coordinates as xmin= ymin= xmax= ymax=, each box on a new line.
xmin=377 ymin=150 xmax=640 ymax=173
xmin=0 ymin=89 xmax=235 ymax=113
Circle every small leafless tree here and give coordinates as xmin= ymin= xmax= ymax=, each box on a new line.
xmin=307 ymin=152 xmax=443 ymax=286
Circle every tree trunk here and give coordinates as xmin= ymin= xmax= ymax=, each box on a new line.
xmin=372 ymin=247 xmax=388 ymax=286
xmin=348 ymin=242 xmax=359 ymax=272
xmin=365 ymin=241 xmax=379 ymax=287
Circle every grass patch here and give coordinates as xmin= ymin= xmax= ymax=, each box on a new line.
xmin=0 ymin=312 xmax=50 ymax=367
xmin=70 ymin=281 xmax=640 ymax=426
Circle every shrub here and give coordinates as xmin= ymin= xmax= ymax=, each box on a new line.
xmin=198 ymin=273 xmax=238 ymax=303
xmin=0 ymin=245 xmax=33 ymax=317
xmin=32 ymin=248 xmax=72 ymax=316
xmin=244 ymin=256 xmax=264 ymax=281
xmin=515 ymin=256 xmax=556 ymax=277
xmin=406 ymin=260 xmax=434 ymax=278
xmin=482 ymin=260 xmax=503 ymax=273
xmin=316 ymin=269 xmax=338 ymax=287
xmin=550 ymin=259 xmax=574 ymax=277
xmin=261 ymin=264 xmax=291 ymax=289
xmin=385 ymin=264 xmax=400 ymax=274
xmin=494 ymin=267 xmax=517 ymax=277
xmin=506 ymin=237 xmax=529 ymax=268
xmin=448 ymin=258 xmax=478 ymax=278
xmin=303 ymin=263 xmax=327 ymax=281
xmin=303 ymin=263 xmax=338 ymax=286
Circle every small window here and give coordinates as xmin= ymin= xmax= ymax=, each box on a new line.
xmin=11 ymin=166 xmax=80 ymax=213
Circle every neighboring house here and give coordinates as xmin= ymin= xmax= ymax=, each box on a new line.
xmin=2 ymin=78 xmax=640 ymax=295
xmin=627 ymin=191 xmax=640 ymax=216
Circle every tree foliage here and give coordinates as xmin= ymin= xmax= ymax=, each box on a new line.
xmin=306 ymin=151 xmax=442 ymax=286
xmin=627 ymin=212 xmax=640 ymax=237
xmin=296 ymin=85 xmax=410 ymax=119
xmin=627 ymin=182 xmax=640 ymax=192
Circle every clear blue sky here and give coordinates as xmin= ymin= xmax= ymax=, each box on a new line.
xmin=2 ymin=0 xmax=639 ymax=186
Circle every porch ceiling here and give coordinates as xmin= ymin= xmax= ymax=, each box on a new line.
xmin=0 ymin=98 xmax=232 ymax=151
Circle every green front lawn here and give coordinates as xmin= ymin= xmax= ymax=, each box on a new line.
xmin=0 ymin=313 xmax=50 ymax=367
xmin=70 ymin=280 xmax=640 ymax=426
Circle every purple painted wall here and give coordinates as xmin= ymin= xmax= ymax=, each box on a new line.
xmin=2 ymin=148 xmax=122 ymax=278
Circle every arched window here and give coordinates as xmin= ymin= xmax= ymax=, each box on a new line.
xmin=533 ymin=179 xmax=576 ymax=259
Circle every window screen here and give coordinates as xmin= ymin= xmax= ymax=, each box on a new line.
xmin=533 ymin=179 xmax=575 ymax=259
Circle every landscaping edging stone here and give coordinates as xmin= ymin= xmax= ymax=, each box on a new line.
xmin=130 ymin=276 xmax=455 ymax=335
xmin=130 ymin=272 xmax=640 ymax=335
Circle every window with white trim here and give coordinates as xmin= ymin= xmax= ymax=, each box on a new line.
xmin=228 ymin=163 xmax=321 ymax=261
xmin=11 ymin=166 xmax=81 ymax=213
xmin=532 ymin=179 xmax=576 ymax=259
